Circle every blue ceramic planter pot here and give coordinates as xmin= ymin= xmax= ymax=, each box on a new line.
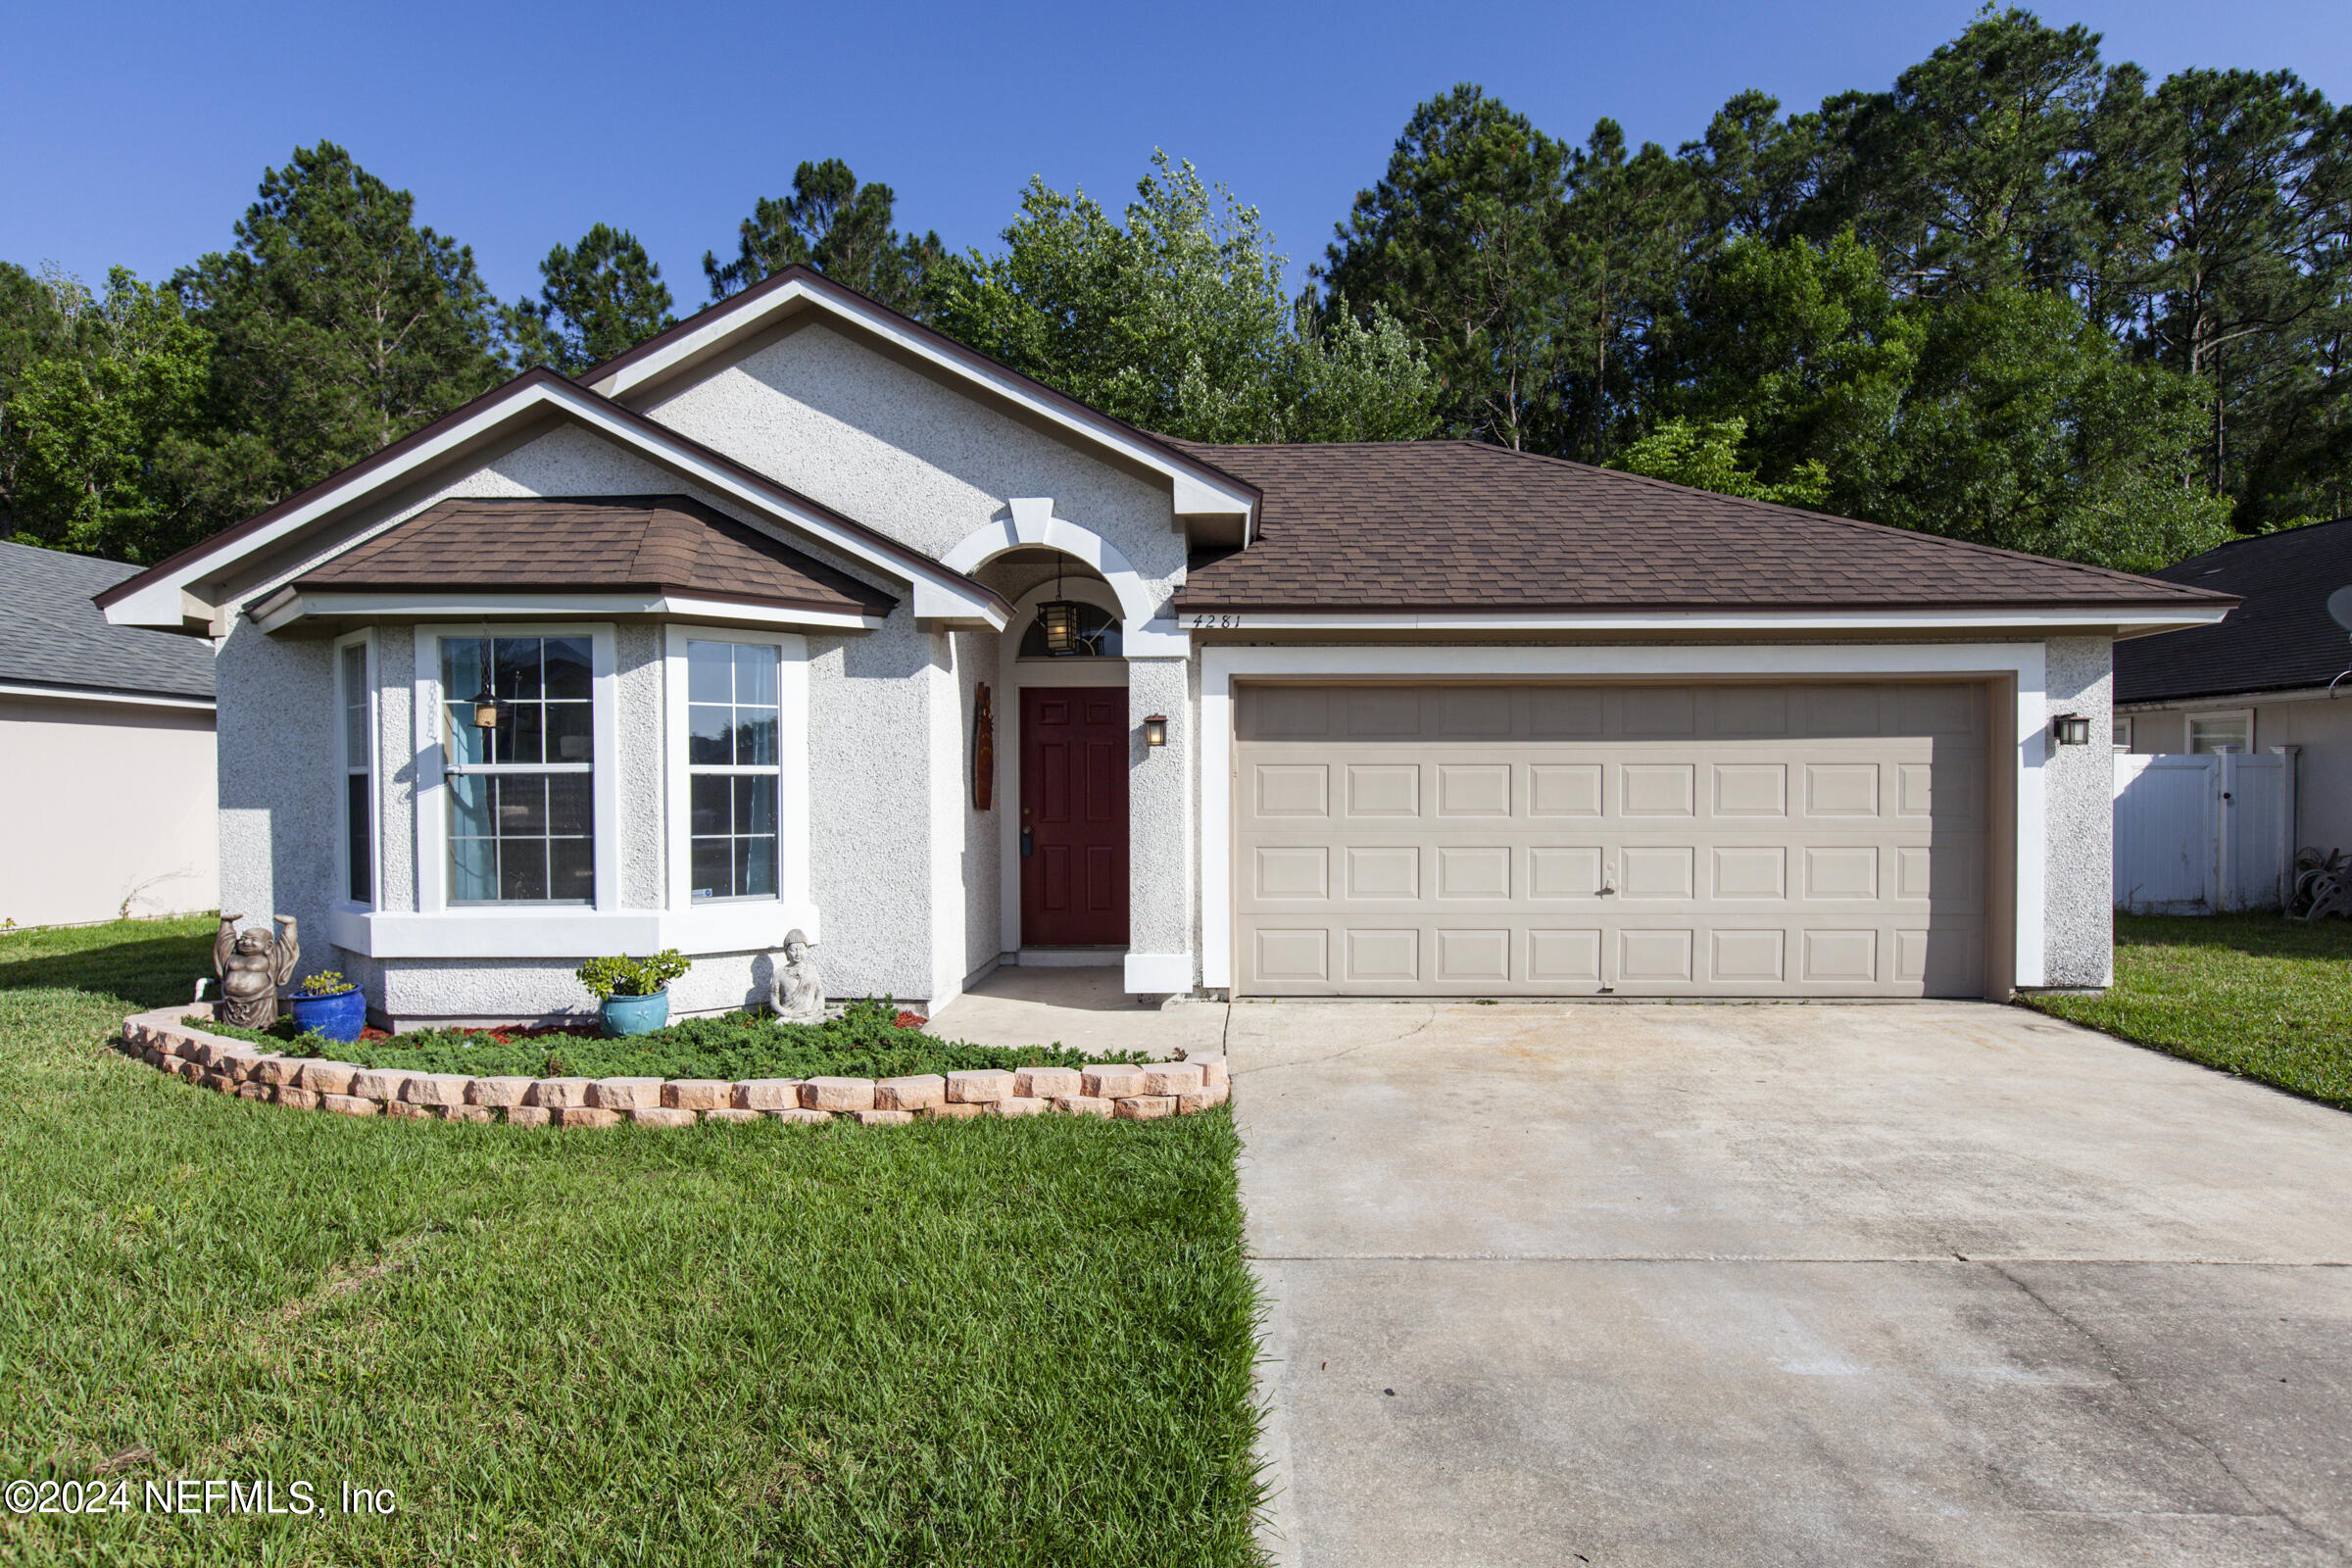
xmin=600 ymin=989 xmax=670 ymax=1037
xmin=287 ymin=987 xmax=367 ymax=1043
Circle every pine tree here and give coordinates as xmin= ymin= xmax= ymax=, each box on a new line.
xmin=509 ymin=223 xmax=677 ymax=374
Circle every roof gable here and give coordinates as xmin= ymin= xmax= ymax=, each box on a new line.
xmin=96 ymin=368 xmax=1007 ymax=632
xmin=1175 ymin=440 xmax=2236 ymax=623
xmin=2117 ymin=516 xmax=2352 ymax=702
xmin=575 ymin=265 xmax=1259 ymax=527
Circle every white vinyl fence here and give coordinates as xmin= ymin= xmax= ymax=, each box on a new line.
xmin=2113 ymin=751 xmax=2295 ymax=913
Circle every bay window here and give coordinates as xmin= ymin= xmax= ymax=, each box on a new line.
xmin=686 ymin=638 xmax=781 ymax=900
xmin=336 ymin=634 xmax=373 ymax=906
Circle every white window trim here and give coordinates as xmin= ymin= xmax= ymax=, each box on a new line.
xmin=412 ymin=623 xmax=620 ymax=914
xmin=1199 ymin=642 xmax=2053 ymax=992
xmin=662 ymin=625 xmax=812 ymax=924
xmin=333 ymin=629 xmax=379 ymax=912
xmin=2186 ymin=708 xmax=2254 ymax=754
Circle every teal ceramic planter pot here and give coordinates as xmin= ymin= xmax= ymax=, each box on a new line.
xmin=600 ymin=989 xmax=670 ymax=1037
xmin=287 ymin=987 xmax=366 ymax=1043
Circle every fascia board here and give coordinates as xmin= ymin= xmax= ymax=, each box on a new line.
xmin=0 ymin=680 xmax=214 ymax=711
xmin=250 ymin=590 xmax=882 ymax=635
xmin=1176 ymin=606 xmax=2235 ymax=634
xmin=592 ymin=277 xmax=1259 ymax=520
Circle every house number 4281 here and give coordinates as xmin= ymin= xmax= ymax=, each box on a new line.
xmin=1188 ymin=613 xmax=1243 ymax=629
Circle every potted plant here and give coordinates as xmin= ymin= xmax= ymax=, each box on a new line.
xmin=286 ymin=970 xmax=366 ymax=1043
xmin=576 ymin=950 xmax=691 ymax=1037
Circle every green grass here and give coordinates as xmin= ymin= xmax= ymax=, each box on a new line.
xmin=194 ymin=1003 xmax=1151 ymax=1083
xmin=0 ymin=917 xmax=1265 ymax=1566
xmin=2028 ymin=912 xmax=2352 ymax=1108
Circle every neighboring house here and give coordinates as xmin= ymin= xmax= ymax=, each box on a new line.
xmin=96 ymin=268 xmax=2231 ymax=1025
xmin=2116 ymin=516 xmax=2352 ymax=857
xmin=0 ymin=540 xmax=218 ymax=926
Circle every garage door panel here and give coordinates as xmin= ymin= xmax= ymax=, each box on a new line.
xmin=1233 ymin=682 xmax=1988 ymax=998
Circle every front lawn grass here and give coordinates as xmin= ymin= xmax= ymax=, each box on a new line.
xmin=2027 ymin=912 xmax=2352 ymax=1108
xmin=0 ymin=917 xmax=1265 ymax=1567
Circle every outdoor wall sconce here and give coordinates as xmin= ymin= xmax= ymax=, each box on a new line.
xmin=2051 ymin=713 xmax=2091 ymax=747
xmin=1143 ymin=713 xmax=1169 ymax=748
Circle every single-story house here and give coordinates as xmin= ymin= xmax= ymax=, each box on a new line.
xmin=2116 ymin=515 xmax=2352 ymax=857
xmin=97 ymin=267 xmax=2234 ymax=1025
xmin=2 ymin=539 xmax=218 ymax=926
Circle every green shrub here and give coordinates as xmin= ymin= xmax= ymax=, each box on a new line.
xmin=286 ymin=969 xmax=352 ymax=997
xmin=574 ymin=949 xmax=691 ymax=999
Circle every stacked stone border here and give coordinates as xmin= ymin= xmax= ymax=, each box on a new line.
xmin=120 ymin=1006 xmax=1230 ymax=1127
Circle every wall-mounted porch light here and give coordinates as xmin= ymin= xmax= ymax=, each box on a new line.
xmin=1143 ymin=713 xmax=1169 ymax=748
xmin=2050 ymin=713 xmax=2091 ymax=747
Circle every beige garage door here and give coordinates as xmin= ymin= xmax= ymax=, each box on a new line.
xmin=1232 ymin=683 xmax=1990 ymax=998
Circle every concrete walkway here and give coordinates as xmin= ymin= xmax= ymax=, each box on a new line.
xmin=928 ymin=978 xmax=2352 ymax=1567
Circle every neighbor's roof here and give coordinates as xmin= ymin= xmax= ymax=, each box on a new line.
xmin=294 ymin=495 xmax=899 ymax=617
xmin=1171 ymin=441 xmax=2237 ymax=614
xmin=0 ymin=541 xmax=214 ymax=701
xmin=2115 ymin=516 xmax=2352 ymax=704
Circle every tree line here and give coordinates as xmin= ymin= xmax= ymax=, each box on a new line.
xmin=3 ymin=7 xmax=2344 ymax=575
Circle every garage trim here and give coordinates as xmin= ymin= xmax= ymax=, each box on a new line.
xmin=1200 ymin=643 xmax=2050 ymax=992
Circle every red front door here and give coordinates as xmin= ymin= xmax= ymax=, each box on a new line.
xmin=1020 ymin=687 xmax=1129 ymax=946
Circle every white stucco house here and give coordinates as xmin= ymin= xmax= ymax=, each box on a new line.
xmin=2 ymin=540 xmax=218 ymax=926
xmin=97 ymin=267 xmax=2234 ymax=1026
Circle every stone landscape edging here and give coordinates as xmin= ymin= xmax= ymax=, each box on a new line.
xmin=120 ymin=1005 xmax=1230 ymax=1126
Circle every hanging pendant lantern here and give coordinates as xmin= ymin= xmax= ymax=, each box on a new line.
xmin=1038 ymin=599 xmax=1082 ymax=655
xmin=469 ymin=635 xmax=507 ymax=729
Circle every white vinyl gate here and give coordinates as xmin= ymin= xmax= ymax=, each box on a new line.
xmin=2113 ymin=752 xmax=2295 ymax=913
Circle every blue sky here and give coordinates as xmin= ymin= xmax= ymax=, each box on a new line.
xmin=5 ymin=0 xmax=2345 ymax=310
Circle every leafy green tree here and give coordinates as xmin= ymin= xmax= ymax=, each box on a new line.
xmin=933 ymin=153 xmax=1440 ymax=443
xmin=508 ymin=223 xmax=677 ymax=374
xmin=0 ymin=262 xmax=75 ymax=538
xmin=1611 ymin=416 xmax=1829 ymax=506
xmin=705 ymin=159 xmax=943 ymax=315
xmin=1318 ymin=85 xmax=1573 ymax=448
xmin=173 ymin=142 xmax=505 ymax=526
xmin=6 ymin=268 xmax=211 ymax=560
xmin=1554 ymin=119 xmax=1704 ymax=458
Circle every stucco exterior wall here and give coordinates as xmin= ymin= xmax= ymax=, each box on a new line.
xmin=216 ymin=622 xmax=341 ymax=987
xmin=1127 ymin=658 xmax=1193 ymax=975
xmin=2041 ymin=636 xmax=2114 ymax=988
xmin=0 ymin=694 xmax=218 ymax=926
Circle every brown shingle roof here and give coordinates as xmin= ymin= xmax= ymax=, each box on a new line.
xmin=297 ymin=495 xmax=897 ymax=617
xmin=1171 ymin=441 xmax=2235 ymax=614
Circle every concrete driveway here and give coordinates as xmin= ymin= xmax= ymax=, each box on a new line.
xmin=928 ymin=978 xmax=2352 ymax=1566
xmin=1232 ymin=1000 xmax=2352 ymax=1568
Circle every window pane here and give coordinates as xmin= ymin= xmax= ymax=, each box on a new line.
xmin=734 ymin=642 xmax=778 ymax=706
xmin=740 ymin=712 xmax=778 ymax=766
xmin=737 ymin=774 xmax=777 ymax=836
xmin=689 ymin=705 xmax=731 ymax=766
xmin=550 ymin=836 xmax=595 ymax=902
xmin=498 ymin=775 xmax=548 ymax=836
xmin=448 ymin=772 xmax=494 ymax=838
xmin=547 ymin=701 xmax=593 ymax=761
xmin=688 ymin=641 xmax=734 ymax=704
xmin=450 ymin=835 xmax=497 ymax=903
xmin=502 ymin=702 xmax=544 ymax=765
xmin=691 ymin=838 xmax=732 ymax=900
xmin=542 ymin=636 xmax=591 ymax=701
xmin=444 ymin=705 xmax=486 ymax=767
xmin=341 ymin=646 xmax=368 ymax=760
xmin=547 ymin=772 xmax=593 ymax=836
xmin=500 ymin=839 xmax=549 ymax=902
xmin=346 ymin=773 xmax=371 ymax=904
xmin=691 ymin=775 xmax=730 ymax=837
xmin=2189 ymin=715 xmax=2249 ymax=754
xmin=442 ymin=638 xmax=484 ymax=707
xmin=738 ymin=836 xmax=777 ymax=898
xmin=494 ymin=637 xmax=542 ymax=701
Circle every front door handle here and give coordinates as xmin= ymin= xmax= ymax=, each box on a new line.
xmin=1021 ymin=827 xmax=1034 ymax=858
